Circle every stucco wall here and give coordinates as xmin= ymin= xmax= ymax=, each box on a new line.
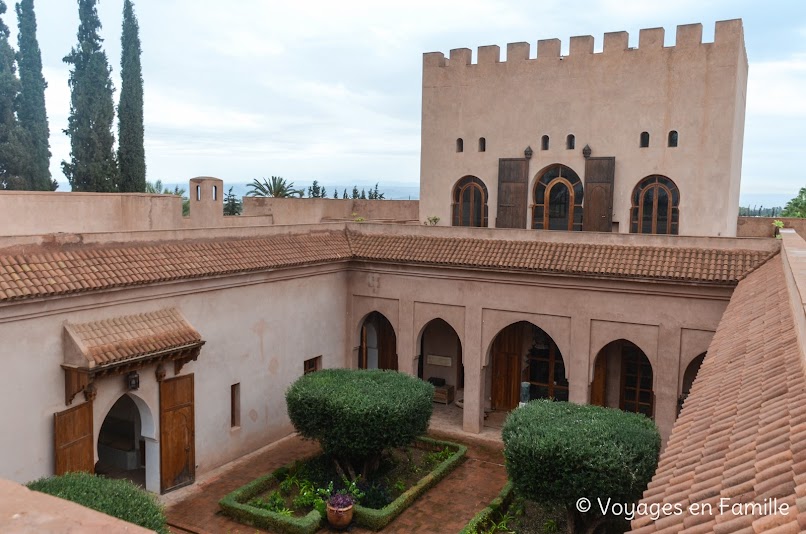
xmin=737 ymin=217 xmax=806 ymax=238
xmin=419 ymin=20 xmax=747 ymax=237
xmin=243 ymin=197 xmax=419 ymax=225
xmin=0 ymin=266 xmax=349 ymax=486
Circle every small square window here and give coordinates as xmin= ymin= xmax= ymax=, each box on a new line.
xmin=304 ymin=356 xmax=322 ymax=375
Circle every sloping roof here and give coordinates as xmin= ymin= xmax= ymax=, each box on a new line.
xmin=631 ymin=255 xmax=806 ymax=533
xmin=348 ymin=232 xmax=771 ymax=283
xmin=0 ymin=230 xmax=773 ymax=303
xmin=64 ymin=308 xmax=202 ymax=368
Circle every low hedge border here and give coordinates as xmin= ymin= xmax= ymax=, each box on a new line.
xmin=458 ymin=481 xmax=515 ymax=534
xmin=218 ymin=470 xmax=321 ymax=534
xmin=354 ymin=437 xmax=467 ymax=531
xmin=218 ymin=436 xmax=466 ymax=533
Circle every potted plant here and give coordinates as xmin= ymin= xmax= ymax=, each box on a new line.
xmin=326 ymin=493 xmax=355 ymax=529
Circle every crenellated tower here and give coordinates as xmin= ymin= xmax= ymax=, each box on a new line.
xmin=420 ymin=20 xmax=747 ymax=237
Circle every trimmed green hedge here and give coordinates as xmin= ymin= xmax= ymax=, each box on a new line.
xmin=27 ymin=472 xmax=168 ymax=534
xmin=286 ymin=369 xmax=434 ymax=461
xmin=218 ymin=469 xmax=321 ymax=534
xmin=458 ymin=481 xmax=514 ymax=534
xmin=354 ymin=437 xmax=467 ymax=530
xmin=219 ymin=437 xmax=466 ymax=533
xmin=503 ymin=400 xmax=660 ymax=508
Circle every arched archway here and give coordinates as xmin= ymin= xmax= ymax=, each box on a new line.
xmin=531 ymin=164 xmax=583 ymax=231
xmin=590 ymin=340 xmax=654 ymax=417
xmin=417 ymin=319 xmax=463 ymax=402
xmin=679 ymin=352 xmax=706 ymax=415
xmin=488 ymin=321 xmax=567 ymax=411
xmin=359 ymin=311 xmax=397 ymax=370
xmin=96 ymin=394 xmax=151 ymax=488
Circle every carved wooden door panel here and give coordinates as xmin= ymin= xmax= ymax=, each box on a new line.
xmin=590 ymin=354 xmax=608 ymax=407
xmin=378 ymin=318 xmax=398 ymax=371
xmin=491 ymin=324 xmax=522 ymax=411
xmin=582 ymin=157 xmax=615 ymax=232
xmin=54 ymin=401 xmax=94 ymax=475
xmin=496 ymin=158 xmax=528 ymax=229
xmin=160 ymin=374 xmax=195 ymax=493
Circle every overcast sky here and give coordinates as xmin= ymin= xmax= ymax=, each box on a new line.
xmin=7 ymin=1 xmax=806 ymax=204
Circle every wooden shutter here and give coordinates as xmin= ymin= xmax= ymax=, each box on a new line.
xmin=160 ymin=374 xmax=195 ymax=493
xmin=582 ymin=157 xmax=615 ymax=232
xmin=54 ymin=401 xmax=94 ymax=475
xmin=496 ymin=159 xmax=528 ymax=229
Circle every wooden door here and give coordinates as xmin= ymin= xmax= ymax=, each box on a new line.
xmin=160 ymin=374 xmax=195 ymax=493
xmin=378 ymin=317 xmax=398 ymax=371
xmin=54 ymin=401 xmax=94 ymax=475
xmin=491 ymin=324 xmax=522 ymax=410
xmin=582 ymin=157 xmax=615 ymax=232
xmin=359 ymin=323 xmax=368 ymax=369
xmin=590 ymin=354 xmax=607 ymax=407
xmin=496 ymin=159 xmax=528 ymax=228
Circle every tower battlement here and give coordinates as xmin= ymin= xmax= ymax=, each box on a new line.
xmin=423 ymin=19 xmax=744 ymax=68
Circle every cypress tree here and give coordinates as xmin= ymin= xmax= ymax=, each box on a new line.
xmin=62 ymin=0 xmax=118 ymax=192
xmin=15 ymin=0 xmax=53 ymax=190
xmin=0 ymin=0 xmax=27 ymax=189
xmin=117 ymin=0 xmax=144 ymax=192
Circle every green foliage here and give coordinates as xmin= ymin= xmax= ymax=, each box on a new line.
xmin=62 ymin=0 xmax=119 ymax=192
xmin=146 ymin=179 xmax=188 ymax=215
xmin=502 ymin=401 xmax=660 ymax=529
xmin=367 ymin=182 xmax=385 ymax=200
xmin=0 ymin=0 xmax=29 ymax=190
xmin=307 ymin=180 xmax=327 ymax=198
xmin=247 ymin=176 xmax=302 ymax=198
xmin=782 ymin=188 xmax=806 ymax=218
xmin=333 ymin=188 xmax=338 ymax=199
xmin=459 ymin=482 xmax=515 ymax=534
xmin=117 ymin=0 xmax=145 ymax=192
xmin=286 ymin=369 xmax=434 ymax=463
xmin=27 ymin=472 xmax=168 ymax=533
xmin=352 ymin=185 xmax=359 ymax=199
xmin=223 ymin=186 xmax=242 ymax=215
xmin=342 ymin=188 xmax=348 ymax=199
xmin=15 ymin=0 xmax=53 ymax=190
xmin=423 ymin=215 xmax=440 ymax=226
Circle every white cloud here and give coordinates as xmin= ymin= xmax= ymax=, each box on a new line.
xmin=746 ymin=54 xmax=806 ymax=117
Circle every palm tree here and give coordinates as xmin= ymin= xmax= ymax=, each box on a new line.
xmin=246 ymin=176 xmax=303 ymax=198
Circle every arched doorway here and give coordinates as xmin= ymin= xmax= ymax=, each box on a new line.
xmin=590 ymin=340 xmax=654 ymax=417
xmin=489 ymin=322 xmax=567 ymax=411
xmin=417 ymin=319 xmax=463 ymax=404
xmin=532 ymin=164 xmax=583 ymax=231
xmin=96 ymin=395 xmax=146 ymax=487
xmin=679 ymin=352 xmax=706 ymax=415
xmin=359 ymin=312 xmax=397 ymax=370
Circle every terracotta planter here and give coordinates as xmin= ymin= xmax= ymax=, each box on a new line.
xmin=326 ymin=503 xmax=353 ymax=529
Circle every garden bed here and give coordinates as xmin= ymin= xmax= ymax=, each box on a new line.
xmin=219 ymin=436 xmax=466 ymax=534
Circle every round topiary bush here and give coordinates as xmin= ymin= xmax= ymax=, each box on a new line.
xmin=503 ymin=400 xmax=660 ymax=533
xmin=286 ymin=369 xmax=434 ymax=473
xmin=27 ymin=472 xmax=168 ymax=534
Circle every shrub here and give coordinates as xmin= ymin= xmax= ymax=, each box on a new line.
xmin=27 ymin=472 xmax=168 ymax=534
xmin=286 ymin=369 xmax=434 ymax=477
xmin=503 ymin=400 xmax=660 ymax=534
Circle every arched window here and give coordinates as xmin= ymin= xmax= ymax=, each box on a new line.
xmin=456 ymin=138 xmax=463 ymax=152
xmin=541 ymin=135 xmax=549 ymax=150
xmin=478 ymin=137 xmax=486 ymax=152
xmin=640 ymin=131 xmax=650 ymax=148
xmin=452 ymin=176 xmax=488 ymax=227
xmin=630 ymin=175 xmax=680 ymax=234
xmin=532 ymin=164 xmax=583 ymax=231
xmin=566 ymin=134 xmax=575 ymax=150
xmin=668 ymin=130 xmax=679 ymax=147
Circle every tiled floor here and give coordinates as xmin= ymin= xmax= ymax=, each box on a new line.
xmin=164 ymin=413 xmax=507 ymax=534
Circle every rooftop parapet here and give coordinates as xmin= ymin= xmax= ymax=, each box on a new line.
xmin=424 ymin=19 xmax=744 ymax=67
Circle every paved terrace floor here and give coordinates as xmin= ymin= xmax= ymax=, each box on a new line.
xmin=163 ymin=404 xmax=507 ymax=534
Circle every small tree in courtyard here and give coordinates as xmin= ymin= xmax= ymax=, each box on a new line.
xmin=286 ymin=368 xmax=434 ymax=480
xmin=503 ymin=400 xmax=660 ymax=534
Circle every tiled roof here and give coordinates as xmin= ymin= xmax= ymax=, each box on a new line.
xmin=0 ymin=230 xmax=773 ymax=303
xmin=64 ymin=308 xmax=202 ymax=367
xmin=631 ymin=255 xmax=806 ymax=533
xmin=348 ymin=232 xmax=772 ymax=284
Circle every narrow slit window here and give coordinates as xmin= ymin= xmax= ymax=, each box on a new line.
xmin=213 ymin=185 xmax=218 ymax=201
xmin=478 ymin=137 xmax=486 ymax=152
xmin=456 ymin=138 xmax=464 ymax=153
xmin=668 ymin=130 xmax=679 ymax=147
xmin=196 ymin=185 xmax=201 ymax=201
xmin=231 ymin=383 xmax=240 ymax=428
xmin=640 ymin=131 xmax=650 ymax=148
xmin=566 ymin=134 xmax=575 ymax=150
xmin=541 ymin=135 xmax=549 ymax=151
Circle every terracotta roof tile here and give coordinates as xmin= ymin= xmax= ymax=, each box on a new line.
xmin=631 ymin=256 xmax=806 ymax=532
xmin=0 ymin=230 xmax=772 ymax=303
xmin=64 ymin=308 xmax=201 ymax=367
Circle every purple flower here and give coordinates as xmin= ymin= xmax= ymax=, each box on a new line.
xmin=328 ymin=493 xmax=355 ymax=508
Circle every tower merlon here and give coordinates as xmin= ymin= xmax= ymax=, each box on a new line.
xmin=569 ymin=35 xmax=594 ymax=56
xmin=603 ymin=31 xmax=629 ymax=53
xmin=449 ymin=48 xmax=472 ymax=66
xmin=507 ymin=42 xmax=530 ymax=61
xmin=536 ymin=39 xmax=560 ymax=59
xmin=638 ymin=27 xmax=665 ymax=50
xmin=478 ymin=45 xmax=501 ymax=64
xmin=676 ymin=23 xmax=703 ymax=48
